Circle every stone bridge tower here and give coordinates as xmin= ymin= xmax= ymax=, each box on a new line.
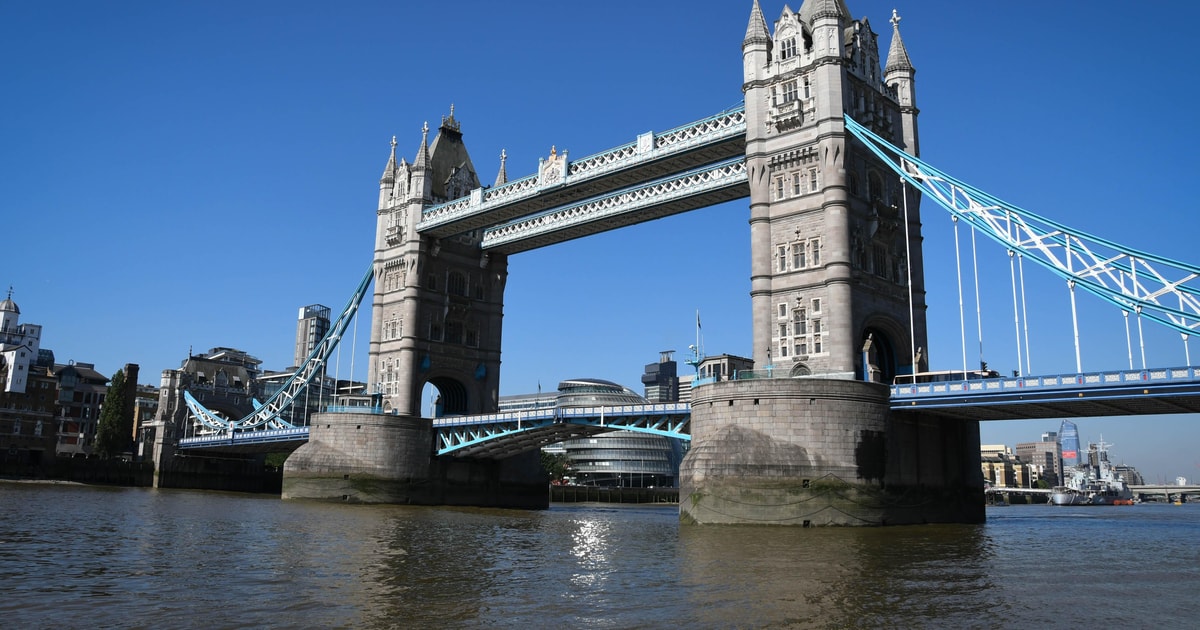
xmin=680 ymin=2 xmax=981 ymax=527
xmin=742 ymin=0 xmax=927 ymax=382
xmin=371 ymin=109 xmax=508 ymax=416
xmin=285 ymin=110 xmax=543 ymax=507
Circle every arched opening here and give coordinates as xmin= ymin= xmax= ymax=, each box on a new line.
xmin=421 ymin=378 xmax=468 ymax=417
xmin=861 ymin=327 xmax=898 ymax=384
xmin=790 ymin=363 xmax=811 ymax=377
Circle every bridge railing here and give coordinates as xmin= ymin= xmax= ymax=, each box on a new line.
xmin=725 ymin=369 xmax=857 ymax=382
xmin=891 ymin=366 xmax=1200 ymax=398
xmin=178 ymin=426 xmax=309 ymax=447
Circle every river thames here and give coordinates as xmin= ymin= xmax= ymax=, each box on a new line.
xmin=1 ymin=482 xmax=1197 ymax=629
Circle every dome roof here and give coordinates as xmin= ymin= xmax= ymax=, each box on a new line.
xmin=0 ymin=290 xmax=18 ymax=314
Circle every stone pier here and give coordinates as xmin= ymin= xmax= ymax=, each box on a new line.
xmin=282 ymin=411 xmax=548 ymax=508
xmin=680 ymin=378 xmax=983 ymax=526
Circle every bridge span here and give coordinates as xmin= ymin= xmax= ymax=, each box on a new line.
xmin=177 ymin=366 xmax=1200 ymax=457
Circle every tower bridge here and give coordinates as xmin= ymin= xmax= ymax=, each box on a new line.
xmin=156 ymin=1 xmax=1200 ymax=526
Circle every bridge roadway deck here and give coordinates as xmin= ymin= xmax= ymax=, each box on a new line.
xmin=890 ymin=366 xmax=1200 ymax=421
xmin=176 ymin=367 xmax=1200 ymax=455
xmin=416 ymin=107 xmax=746 ymax=240
xmin=176 ymin=404 xmax=692 ymax=458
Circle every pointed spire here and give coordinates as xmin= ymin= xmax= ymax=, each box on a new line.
xmin=380 ymin=135 xmax=397 ymax=184
xmin=413 ymin=121 xmax=430 ymax=170
xmin=799 ymin=0 xmax=849 ymax=25
xmin=494 ymin=149 xmax=508 ymax=187
xmin=885 ymin=9 xmax=914 ymax=74
xmin=744 ymin=0 xmax=770 ymax=48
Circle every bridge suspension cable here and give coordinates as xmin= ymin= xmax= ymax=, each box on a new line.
xmin=846 ymin=116 xmax=1200 ymax=368
xmin=183 ymin=264 xmax=375 ymax=434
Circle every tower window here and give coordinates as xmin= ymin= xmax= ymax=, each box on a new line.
xmin=803 ymin=76 xmax=811 ymax=99
xmin=792 ymin=172 xmax=802 ymax=195
xmin=868 ymin=171 xmax=883 ymax=202
xmin=780 ymin=37 xmax=797 ymax=60
xmin=810 ymin=239 xmax=821 ymax=266
xmin=775 ymin=177 xmax=785 ymax=200
xmin=448 ymin=272 xmax=467 ymax=297
xmin=782 ymin=80 xmax=799 ymax=103
xmin=812 ymin=297 xmax=822 ymax=313
xmin=777 ymin=245 xmax=787 ymax=271
xmin=792 ymin=242 xmax=804 ymax=269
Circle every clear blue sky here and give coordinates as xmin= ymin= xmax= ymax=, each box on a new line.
xmin=2 ymin=1 xmax=1197 ymax=482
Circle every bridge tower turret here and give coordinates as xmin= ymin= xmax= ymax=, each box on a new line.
xmin=741 ymin=0 xmax=928 ymax=382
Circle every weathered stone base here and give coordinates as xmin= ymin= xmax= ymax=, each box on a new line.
xmin=155 ymin=454 xmax=280 ymax=493
xmin=680 ymin=378 xmax=983 ymax=526
xmin=282 ymin=411 xmax=548 ymax=509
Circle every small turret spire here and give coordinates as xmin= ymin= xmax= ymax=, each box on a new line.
xmin=885 ymin=8 xmax=914 ymax=74
xmin=380 ymin=135 xmax=397 ymax=184
xmin=744 ymin=0 xmax=770 ymax=49
xmin=413 ymin=121 xmax=430 ymax=170
xmin=494 ymin=149 xmax=508 ymax=187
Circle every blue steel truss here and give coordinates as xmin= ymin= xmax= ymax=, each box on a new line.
xmin=433 ymin=403 xmax=691 ymax=458
xmin=845 ymin=115 xmax=1200 ymax=339
xmin=183 ymin=264 xmax=375 ymax=434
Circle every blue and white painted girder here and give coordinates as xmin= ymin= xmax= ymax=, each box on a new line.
xmin=480 ymin=157 xmax=747 ymax=253
xmin=183 ymin=264 xmax=375 ymax=436
xmin=416 ymin=106 xmax=746 ymax=239
xmin=179 ymin=426 xmax=309 ymax=450
xmin=845 ymin=115 xmax=1200 ymax=338
xmin=433 ymin=403 xmax=691 ymax=459
xmin=891 ymin=366 xmax=1200 ymax=420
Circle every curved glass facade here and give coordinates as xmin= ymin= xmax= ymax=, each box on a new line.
xmin=555 ymin=378 xmax=686 ymax=488
xmin=1059 ymin=419 xmax=1081 ymax=468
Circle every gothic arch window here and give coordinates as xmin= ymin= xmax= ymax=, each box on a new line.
xmin=868 ymin=171 xmax=883 ymax=203
xmin=779 ymin=37 xmax=797 ymax=60
xmin=848 ymin=172 xmax=860 ymax=197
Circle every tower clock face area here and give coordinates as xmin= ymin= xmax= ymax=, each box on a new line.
xmin=743 ymin=2 xmax=926 ymax=380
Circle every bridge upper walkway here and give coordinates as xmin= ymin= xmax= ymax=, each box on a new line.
xmin=416 ymin=106 xmax=746 ymax=247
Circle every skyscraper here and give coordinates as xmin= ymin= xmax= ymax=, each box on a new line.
xmin=1059 ymin=419 xmax=1081 ymax=468
xmin=294 ymin=304 xmax=331 ymax=369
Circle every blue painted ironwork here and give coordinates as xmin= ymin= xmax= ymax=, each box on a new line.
xmin=480 ymin=157 xmax=747 ymax=252
xmin=845 ymin=115 xmax=1200 ymax=339
xmin=179 ymin=426 xmax=309 ymax=449
xmin=890 ymin=366 xmax=1200 ymax=420
xmin=433 ymin=403 xmax=691 ymax=458
xmin=183 ymin=264 xmax=375 ymax=435
xmin=416 ymin=105 xmax=746 ymax=238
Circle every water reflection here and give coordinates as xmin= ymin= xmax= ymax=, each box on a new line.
xmin=4 ymin=483 xmax=1198 ymax=628
xmin=678 ymin=523 xmax=1003 ymax=628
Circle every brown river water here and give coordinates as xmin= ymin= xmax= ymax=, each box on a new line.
xmin=1 ymin=482 xmax=1197 ymax=628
